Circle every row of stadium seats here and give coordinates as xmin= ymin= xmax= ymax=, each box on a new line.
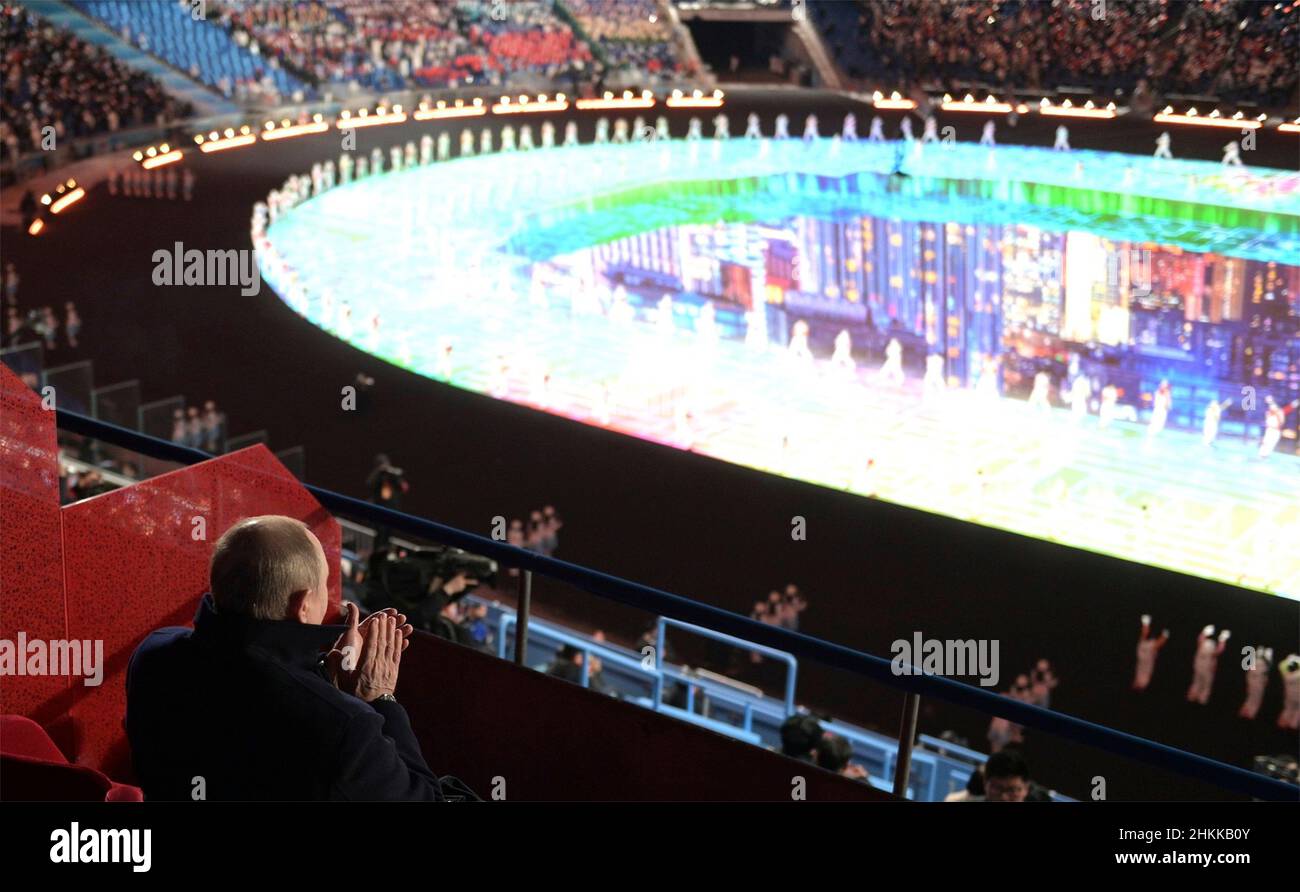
xmin=74 ymin=0 xmax=310 ymax=100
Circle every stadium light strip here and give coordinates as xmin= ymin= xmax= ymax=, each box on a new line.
xmin=873 ymin=98 xmax=916 ymax=110
xmin=1039 ymin=102 xmax=1117 ymax=119
xmin=941 ymin=97 xmax=1014 ymax=113
xmin=575 ymin=96 xmax=656 ymax=110
xmin=492 ymin=98 xmax=570 ymax=115
xmin=414 ymin=104 xmax=487 ymax=120
xmin=141 ymin=150 xmax=184 ymax=168
xmin=262 ymin=121 xmax=330 ymax=141
xmin=27 ymin=218 xmax=44 ymax=236
xmin=49 ymin=187 xmax=85 ymax=214
xmin=337 ymin=111 xmax=408 ymax=129
xmin=1276 ymin=119 xmax=1299 ymax=133
xmin=666 ymin=96 xmax=724 ymax=108
xmin=198 ymin=135 xmax=256 ymax=153
xmin=1153 ymin=111 xmax=1263 ymax=129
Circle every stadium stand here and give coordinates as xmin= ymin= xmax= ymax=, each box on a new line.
xmin=562 ymin=0 xmax=683 ymax=81
xmin=74 ymin=0 xmax=311 ymax=101
xmin=1 ymin=3 xmax=190 ymax=165
xmin=810 ymin=0 xmax=1299 ymax=108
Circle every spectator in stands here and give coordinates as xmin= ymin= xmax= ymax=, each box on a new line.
xmin=201 ymin=400 xmax=226 ymax=453
xmin=458 ymin=601 xmax=492 ymax=652
xmin=525 ymin=509 xmax=546 ymax=553
xmin=980 ymin=748 xmax=1051 ymax=802
xmin=546 ymin=642 xmax=616 ymax=696
xmin=815 ymin=732 xmax=870 ymax=782
xmin=779 ymin=713 xmax=824 ymax=764
xmin=169 ymin=408 xmax=186 ymax=445
xmin=945 ymin=765 xmax=985 ymax=802
xmin=63 ymin=301 xmax=80 ymax=349
xmin=3 ymin=263 xmax=18 ymax=305
xmin=126 ymin=515 xmax=473 ymax=800
xmin=184 ymin=405 xmax=204 ymax=449
xmin=541 ymin=504 xmax=562 ymax=555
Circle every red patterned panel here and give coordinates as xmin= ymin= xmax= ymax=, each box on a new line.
xmin=0 ymin=363 xmax=70 ymax=744
xmin=61 ymin=445 xmax=341 ymax=777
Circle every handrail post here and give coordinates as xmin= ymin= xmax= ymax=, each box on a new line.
xmin=514 ymin=570 xmax=532 ymax=666
xmin=892 ymin=692 xmax=920 ymax=799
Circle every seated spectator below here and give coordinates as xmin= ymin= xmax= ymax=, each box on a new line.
xmin=979 ymin=748 xmax=1052 ymax=802
xmin=126 ymin=514 xmax=476 ymax=800
xmin=815 ymin=732 xmax=869 ymax=782
xmin=545 ymin=643 xmax=616 ymax=696
xmin=779 ymin=713 xmax=824 ymax=764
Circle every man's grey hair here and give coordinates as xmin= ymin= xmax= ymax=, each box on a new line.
xmin=210 ymin=515 xmax=324 ymax=620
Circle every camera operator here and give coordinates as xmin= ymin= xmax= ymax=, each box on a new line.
xmin=365 ymin=545 xmax=495 ymax=648
xmin=366 ymin=453 xmax=409 ymax=547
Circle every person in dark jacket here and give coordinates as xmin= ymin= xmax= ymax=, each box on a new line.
xmin=126 ymin=514 xmax=461 ymax=801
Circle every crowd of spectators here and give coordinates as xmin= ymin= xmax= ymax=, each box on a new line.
xmin=564 ymin=0 xmax=683 ymax=80
xmin=987 ymin=658 xmax=1059 ymax=753
xmin=216 ymin=0 xmax=596 ymax=92
xmin=169 ymin=401 xmax=228 ymax=453
xmin=821 ymin=0 xmax=1298 ymax=109
xmin=1 ymin=3 xmax=189 ymax=165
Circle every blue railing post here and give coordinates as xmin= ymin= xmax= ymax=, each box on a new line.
xmin=515 ymin=570 xmax=532 ymax=667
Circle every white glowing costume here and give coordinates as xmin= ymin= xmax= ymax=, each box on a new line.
xmin=1238 ymin=647 xmax=1273 ymax=720
xmin=879 ymin=338 xmax=904 ymax=385
xmin=774 ymin=114 xmax=790 ymax=139
xmin=1053 ymin=125 xmax=1070 ymax=151
xmin=1154 ymin=132 xmax=1172 ymax=159
xmin=1028 ymin=371 xmax=1052 ymax=412
xmin=744 ymin=112 xmax=762 ymax=139
xmin=1222 ymin=140 xmax=1242 ymax=167
xmin=842 ymin=113 xmax=858 ymax=142
xmin=802 ymin=114 xmax=819 ymax=142
xmin=829 ymin=329 xmax=855 ymax=373
xmin=867 ymin=116 xmax=884 ymax=142
xmin=1132 ymin=616 xmax=1168 ymax=691
xmin=979 ymin=120 xmax=996 ymax=147
xmin=713 ymin=114 xmax=729 ymax=139
xmin=1186 ymin=625 xmax=1229 ymax=705
xmin=788 ymin=320 xmax=813 ymax=364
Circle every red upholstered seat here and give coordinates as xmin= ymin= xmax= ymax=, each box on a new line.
xmin=0 ymin=715 xmax=142 ymax=802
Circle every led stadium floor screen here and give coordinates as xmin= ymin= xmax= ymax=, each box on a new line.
xmin=257 ymin=137 xmax=1300 ymax=600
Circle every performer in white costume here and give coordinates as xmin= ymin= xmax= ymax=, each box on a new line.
xmin=787 ymin=320 xmax=813 ymax=364
xmin=1153 ymin=131 xmax=1172 ymax=159
xmin=1028 ymin=371 xmax=1052 ymax=412
xmin=1053 ymin=125 xmax=1070 ymax=151
xmin=1186 ymin=625 xmax=1230 ymax=705
xmin=1132 ymin=615 xmax=1169 ymax=691
xmin=744 ymin=112 xmax=762 ymax=139
xmin=1259 ymin=396 xmax=1298 ymax=458
xmin=1201 ymin=397 xmax=1232 ymax=446
xmin=867 ymin=115 xmax=885 ymax=142
xmin=979 ymin=120 xmax=996 ymax=147
xmin=842 ymin=112 xmax=858 ymax=142
xmin=879 ymin=337 xmax=904 ymax=385
xmin=829 ymin=329 xmax=855 ymax=375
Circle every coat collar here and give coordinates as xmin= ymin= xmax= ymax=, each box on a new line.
xmin=191 ymin=593 xmax=343 ymax=672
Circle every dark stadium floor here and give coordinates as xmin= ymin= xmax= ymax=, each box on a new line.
xmin=3 ymin=89 xmax=1297 ymax=800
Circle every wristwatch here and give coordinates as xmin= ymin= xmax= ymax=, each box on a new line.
xmin=374 ymin=693 xmax=398 ymax=704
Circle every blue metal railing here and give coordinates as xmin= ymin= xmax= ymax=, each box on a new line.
xmin=655 ymin=616 xmax=798 ymax=717
xmin=52 ymin=408 xmax=1299 ymax=801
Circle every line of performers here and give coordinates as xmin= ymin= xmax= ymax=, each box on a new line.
xmin=789 ymin=322 xmax=1297 ymax=459
xmin=1133 ymin=615 xmax=1300 ymax=729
